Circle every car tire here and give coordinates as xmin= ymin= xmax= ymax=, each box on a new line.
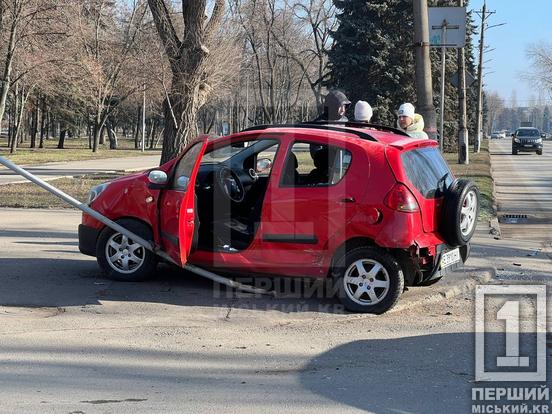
xmin=460 ymin=242 xmax=471 ymax=263
xmin=96 ymin=219 xmax=158 ymax=282
xmin=537 ymin=149 xmax=543 ymax=155
xmin=332 ymin=246 xmax=404 ymax=314
xmin=441 ymin=179 xmax=480 ymax=247
xmin=512 ymin=149 xmax=518 ymax=155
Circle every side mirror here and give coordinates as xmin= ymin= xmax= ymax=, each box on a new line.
xmin=148 ymin=170 xmax=168 ymax=185
xmin=256 ymin=158 xmax=272 ymax=173
xmin=541 ymin=134 xmax=546 ymax=138
xmin=176 ymin=176 xmax=190 ymax=190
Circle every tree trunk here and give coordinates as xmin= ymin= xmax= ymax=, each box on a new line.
xmin=7 ymin=100 xmax=13 ymax=148
xmin=0 ymin=12 xmax=18 ymax=132
xmin=134 ymin=106 xmax=141 ymax=149
xmin=30 ymin=96 xmax=39 ymax=148
xmin=92 ymin=112 xmax=107 ymax=152
xmin=10 ymin=83 xmax=25 ymax=154
xmin=161 ymin=75 xmax=201 ymax=164
xmin=57 ymin=127 xmax=66 ymax=149
xmin=149 ymin=119 xmax=157 ymax=149
xmin=39 ymin=99 xmax=46 ymax=149
xmin=107 ymin=122 xmax=118 ymax=150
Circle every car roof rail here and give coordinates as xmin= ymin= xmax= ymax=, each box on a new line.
xmin=306 ymin=120 xmax=411 ymax=137
xmin=241 ymin=121 xmax=410 ymax=140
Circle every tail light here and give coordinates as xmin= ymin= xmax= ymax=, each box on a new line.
xmin=384 ymin=183 xmax=420 ymax=212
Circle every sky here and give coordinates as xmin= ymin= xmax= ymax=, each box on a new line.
xmin=468 ymin=0 xmax=550 ymax=106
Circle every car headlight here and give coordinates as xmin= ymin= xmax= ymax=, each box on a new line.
xmin=536 ymin=138 xmax=542 ymax=143
xmin=88 ymin=183 xmax=110 ymax=204
xmin=514 ymin=138 xmax=520 ymax=143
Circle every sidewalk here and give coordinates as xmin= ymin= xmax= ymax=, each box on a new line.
xmin=0 ymin=155 xmax=161 ymax=185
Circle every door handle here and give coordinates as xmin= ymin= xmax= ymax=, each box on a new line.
xmin=340 ymin=197 xmax=355 ymax=203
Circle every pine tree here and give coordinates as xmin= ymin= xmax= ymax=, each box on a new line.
xmin=328 ymin=0 xmax=415 ymax=125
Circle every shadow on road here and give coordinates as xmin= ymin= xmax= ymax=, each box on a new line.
xmin=299 ymin=333 xmax=549 ymax=413
xmin=0 ymin=334 xmax=547 ymax=413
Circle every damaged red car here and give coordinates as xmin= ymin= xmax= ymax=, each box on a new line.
xmin=78 ymin=122 xmax=479 ymax=313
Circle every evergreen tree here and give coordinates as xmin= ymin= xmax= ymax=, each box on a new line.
xmin=328 ymin=0 xmax=415 ymax=125
xmin=328 ymin=0 xmax=478 ymax=151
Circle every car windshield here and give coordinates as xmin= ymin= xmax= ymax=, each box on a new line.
xmin=517 ymin=129 xmax=539 ymax=137
xmin=201 ymin=142 xmax=251 ymax=164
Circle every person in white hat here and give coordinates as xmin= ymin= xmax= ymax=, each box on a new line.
xmin=397 ymin=103 xmax=429 ymax=139
xmin=354 ymin=101 xmax=373 ymax=123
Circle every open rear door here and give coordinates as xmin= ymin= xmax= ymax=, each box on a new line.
xmin=159 ymin=138 xmax=208 ymax=267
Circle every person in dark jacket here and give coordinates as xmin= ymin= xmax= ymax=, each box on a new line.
xmin=313 ymin=90 xmax=351 ymax=122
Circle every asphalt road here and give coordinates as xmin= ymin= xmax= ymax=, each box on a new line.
xmin=490 ymin=139 xmax=552 ymax=243
xmin=0 ymin=209 xmax=550 ymax=413
xmin=0 ymin=155 xmax=160 ymax=185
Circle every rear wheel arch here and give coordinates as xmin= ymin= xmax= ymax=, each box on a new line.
xmin=329 ymin=237 xmax=377 ymax=277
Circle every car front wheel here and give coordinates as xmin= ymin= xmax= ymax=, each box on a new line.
xmin=333 ymin=247 xmax=404 ymax=314
xmin=96 ymin=219 xmax=158 ymax=282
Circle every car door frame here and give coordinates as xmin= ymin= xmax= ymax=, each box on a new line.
xmin=158 ymin=137 xmax=209 ymax=267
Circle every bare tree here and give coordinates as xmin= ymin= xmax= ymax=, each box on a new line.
xmin=484 ymin=91 xmax=504 ymax=135
xmin=525 ymin=42 xmax=552 ymax=100
xmin=68 ymin=0 xmax=148 ymax=152
xmin=273 ymin=0 xmax=336 ymax=110
xmin=147 ymin=0 xmax=225 ymax=164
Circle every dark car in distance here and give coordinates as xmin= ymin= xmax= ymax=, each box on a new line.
xmin=512 ymin=127 xmax=544 ymax=155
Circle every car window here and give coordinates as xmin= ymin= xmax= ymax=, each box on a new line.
xmin=281 ymin=142 xmax=352 ymax=187
xmin=255 ymin=143 xmax=279 ymax=176
xmin=172 ymin=141 xmax=205 ymax=191
xmin=516 ymin=129 xmax=539 ymax=137
xmin=201 ymin=141 xmax=252 ymax=164
xmin=401 ymin=147 xmax=453 ymax=199
xmin=201 ymin=138 xmax=279 ymax=176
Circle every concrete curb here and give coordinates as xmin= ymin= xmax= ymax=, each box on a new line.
xmin=0 ymin=168 xmax=149 ymax=186
xmin=488 ymin=142 xmax=501 ymax=237
xmin=390 ymin=268 xmax=495 ymax=314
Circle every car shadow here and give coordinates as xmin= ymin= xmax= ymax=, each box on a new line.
xmin=298 ymin=333 xmax=550 ymax=413
xmin=0 ymin=257 xmax=346 ymax=313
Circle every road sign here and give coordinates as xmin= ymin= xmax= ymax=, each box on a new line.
xmin=450 ymin=70 xmax=476 ymax=88
xmin=429 ymin=7 xmax=467 ymax=48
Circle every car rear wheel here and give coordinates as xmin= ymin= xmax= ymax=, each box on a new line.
xmin=96 ymin=219 xmax=158 ymax=282
xmin=441 ymin=179 xmax=480 ymax=247
xmin=332 ymin=247 xmax=404 ymax=314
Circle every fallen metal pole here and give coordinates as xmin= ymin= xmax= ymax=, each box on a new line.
xmin=0 ymin=156 xmax=274 ymax=296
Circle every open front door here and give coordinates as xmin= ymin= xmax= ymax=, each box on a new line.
xmin=159 ymin=138 xmax=208 ymax=267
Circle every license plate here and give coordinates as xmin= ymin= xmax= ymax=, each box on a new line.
xmin=525 ymin=144 xmax=534 ymax=147
xmin=441 ymin=248 xmax=461 ymax=269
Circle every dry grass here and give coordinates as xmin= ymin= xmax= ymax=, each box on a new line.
xmin=0 ymin=175 xmax=120 ymax=209
xmin=0 ymin=135 xmax=160 ymax=166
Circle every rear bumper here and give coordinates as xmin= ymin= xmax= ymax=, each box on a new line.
xmin=78 ymin=224 xmax=100 ymax=257
xmin=423 ymin=243 xmax=468 ymax=282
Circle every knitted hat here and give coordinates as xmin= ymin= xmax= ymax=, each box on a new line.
xmin=398 ymin=103 xmax=415 ymax=119
xmin=354 ymin=101 xmax=373 ymax=122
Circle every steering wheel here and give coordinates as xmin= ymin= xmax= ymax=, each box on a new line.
xmin=216 ymin=166 xmax=245 ymax=203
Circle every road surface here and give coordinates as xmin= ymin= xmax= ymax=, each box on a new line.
xmin=0 ymin=155 xmax=160 ymax=185
xmin=0 ymin=208 xmax=549 ymax=413
xmin=490 ymin=139 xmax=552 ymax=243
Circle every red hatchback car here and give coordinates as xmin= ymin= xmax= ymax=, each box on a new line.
xmin=78 ymin=122 xmax=479 ymax=313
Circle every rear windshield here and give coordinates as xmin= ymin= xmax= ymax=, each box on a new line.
xmin=401 ymin=147 xmax=453 ymax=199
xmin=516 ymin=129 xmax=539 ymax=137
